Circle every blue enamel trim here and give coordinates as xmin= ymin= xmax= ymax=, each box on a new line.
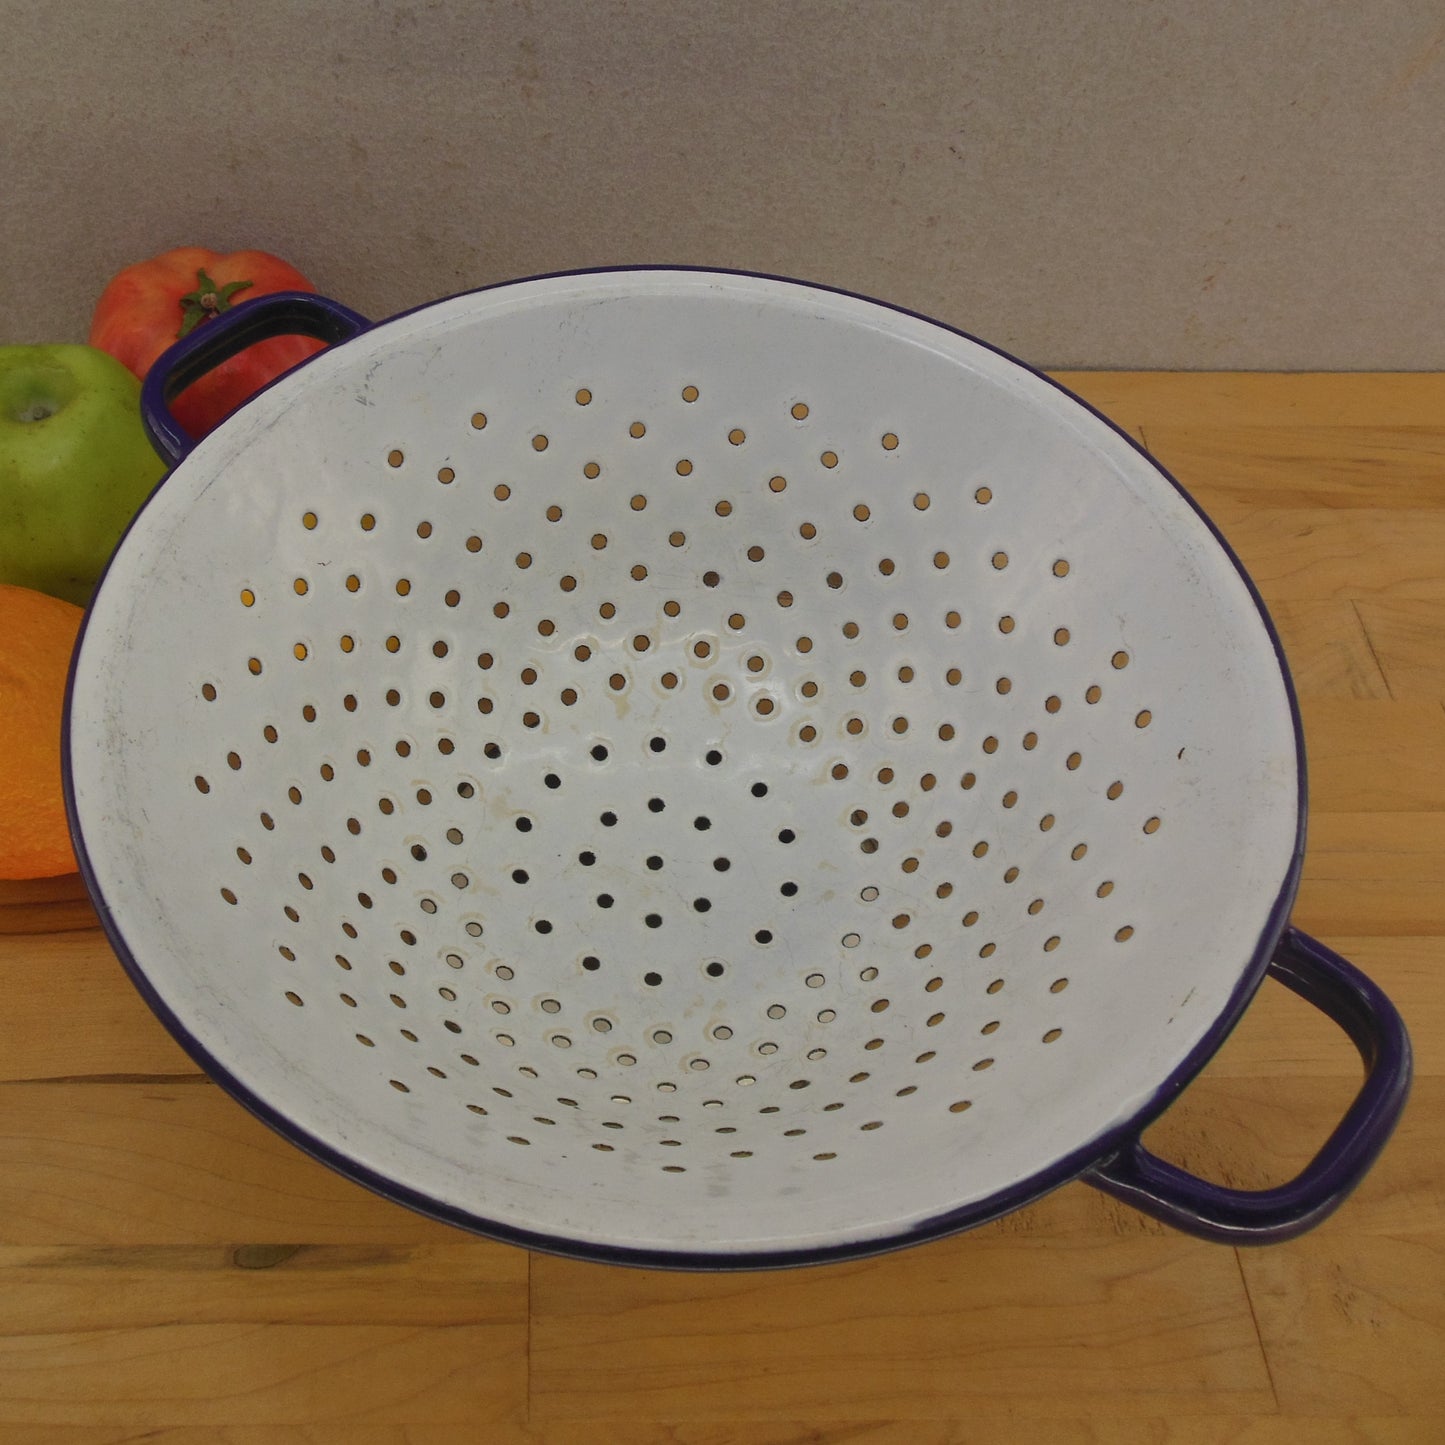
xmin=62 ymin=265 xmax=1408 ymax=1270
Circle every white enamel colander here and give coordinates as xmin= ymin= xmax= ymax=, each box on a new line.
xmin=64 ymin=269 xmax=1410 ymax=1267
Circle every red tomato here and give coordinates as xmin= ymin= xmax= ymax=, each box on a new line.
xmin=89 ymin=246 xmax=326 ymax=439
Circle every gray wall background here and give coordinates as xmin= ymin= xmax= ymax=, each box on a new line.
xmin=3 ymin=0 xmax=1441 ymax=369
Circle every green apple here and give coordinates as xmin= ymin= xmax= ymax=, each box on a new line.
xmin=0 ymin=343 xmax=167 ymax=606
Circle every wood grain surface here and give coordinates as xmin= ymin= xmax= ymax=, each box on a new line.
xmin=1 ymin=373 xmax=1441 ymax=1442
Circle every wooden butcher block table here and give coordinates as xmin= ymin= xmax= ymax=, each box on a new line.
xmin=1 ymin=372 xmax=1441 ymax=1443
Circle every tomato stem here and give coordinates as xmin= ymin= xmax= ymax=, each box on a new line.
xmin=177 ymin=270 xmax=255 ymax=338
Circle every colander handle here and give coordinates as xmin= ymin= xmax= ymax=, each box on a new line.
xmin=140 ymin=291 xmax=371 ymax=465
xmin=1086 ymin=926 xmax=1412 ymax=1244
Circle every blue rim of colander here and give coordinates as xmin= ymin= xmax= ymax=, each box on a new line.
xmin=60 ymin=265 xmax=1402 ymax=1269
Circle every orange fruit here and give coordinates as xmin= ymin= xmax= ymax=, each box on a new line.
xmin=0 ymin=583 xmax=83 ymax=878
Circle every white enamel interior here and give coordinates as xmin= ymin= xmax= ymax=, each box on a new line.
xmin=68 ymin=271 xmax=1300 ymax=1259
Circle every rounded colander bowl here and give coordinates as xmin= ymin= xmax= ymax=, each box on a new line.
xmin=64 ymin=269 xmax=1410 ymax=1267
